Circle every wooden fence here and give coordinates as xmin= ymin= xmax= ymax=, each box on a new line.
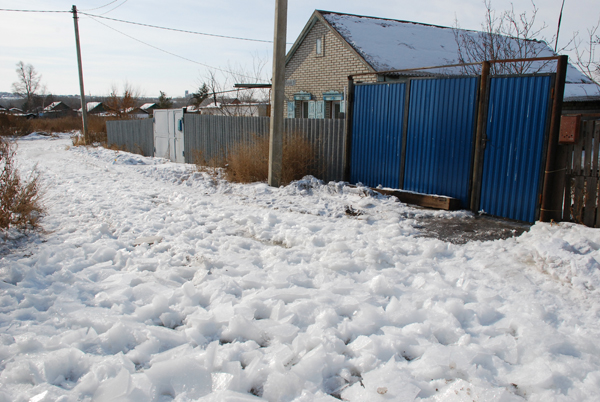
xmin=562 ymin=117 xmax=600 ymax=227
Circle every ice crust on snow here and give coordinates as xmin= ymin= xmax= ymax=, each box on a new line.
xmin=1 ymin=134 xmax=600 ymax=401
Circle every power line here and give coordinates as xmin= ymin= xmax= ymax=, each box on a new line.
xmin=80 ymin=12 xmax=284 ymax=44
xmin=99 ymin=0 xmax=130 ymax=16
xmin=0 ymin=8 xmax=68 ymax=13
xmin=80 ymin=0 xmax=120 ymax=12
xmin=87 ymin=15 xmax=260 ymax=80
xmin=0 ymin=7 xmax=292 ymax=45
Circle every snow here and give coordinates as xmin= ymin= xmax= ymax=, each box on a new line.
xmin=321 ymin=12 xmax=599 ymax=101
xmin=1 ymin=134 xmax=600 ymax=401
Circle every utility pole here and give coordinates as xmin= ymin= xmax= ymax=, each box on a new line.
xmin=72 ymin=5 xmax=89 ymax=144
xmin=554 ymin=0 xmax=566 ymax=52
xmin=268 ymin=0 xmax=287 ymax=187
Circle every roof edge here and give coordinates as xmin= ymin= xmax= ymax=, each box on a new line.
xmin=285 ymin=10 xmax=376 ymax=73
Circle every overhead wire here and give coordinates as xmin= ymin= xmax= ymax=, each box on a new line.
xmin=79 ymin=12 xmax=282 ymax=44
xmin=80 ymin=0 xmax=120 ymax=12
xmin=0 ymin=8 xmax=68 ymax=13
xmin=0 ymin=8 xmax=290 ymax=45
xmin=99 ymin=0 xmax=130 ymax=16
xmin=86 ymin=15 xmax=260 ymax=80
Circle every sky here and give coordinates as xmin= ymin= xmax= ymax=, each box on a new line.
xmin=0 ymin=0 xmax=598 ymax=99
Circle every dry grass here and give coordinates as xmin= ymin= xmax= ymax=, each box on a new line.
xmin=0 ymin=138 xmax=43 ymax=231
xmin=0 ymin=114 xmax=32 ymax=137
xmin=224 ymin=134 xmax=320 ymax=185
xmin=1 ymin=114 xmax=110 ymax=145
xmin=192 ymin=149 xmax=227 ymax=172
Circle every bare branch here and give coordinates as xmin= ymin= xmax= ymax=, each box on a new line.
xmin=454 ymin=0 xmax=551 ymax=75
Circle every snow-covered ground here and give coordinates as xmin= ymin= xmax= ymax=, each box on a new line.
xmin=1 ymin=134 xmax=600 ymax=402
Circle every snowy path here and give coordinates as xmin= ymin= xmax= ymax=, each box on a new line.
xmin=1 ymin=135 xmax=600 ymax=402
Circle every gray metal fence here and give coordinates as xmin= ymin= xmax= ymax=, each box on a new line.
xmin=184 ymin=115 xmax=345 ymax=182
xmin=106 ymin=118 xmax=154 ymax=156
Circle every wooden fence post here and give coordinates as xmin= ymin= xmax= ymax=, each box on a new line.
xmin=343 ymin=77 xmax=355 ymax=183
xmin=470 ymin=61 xmax=491 ymax=213
xmin=540 ymin=55 xmax=568 ymax=222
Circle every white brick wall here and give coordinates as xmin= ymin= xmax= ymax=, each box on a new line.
xmin=284 ymin=20 xmax=376 ymax=118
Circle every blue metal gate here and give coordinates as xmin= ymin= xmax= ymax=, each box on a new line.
xmin=350 ymin=74 xmax=554 ymax=222
xmin=350 ymin=83 xmax=406 ymax=188
xmin=403 ymin=77 xmax=479 ymax=207
xmin=479 ymin=75 xmax=554 ymax=222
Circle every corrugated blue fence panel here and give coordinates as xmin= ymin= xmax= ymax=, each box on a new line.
xmin=351 ymin=83 xmax=406 ymax=188
xmin=403 ymin=77 xmax=479 ymax=207
xmin=480 ymin=75 xmax=553 ymax=222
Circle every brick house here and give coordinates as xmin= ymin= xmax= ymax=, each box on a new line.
xmin=285 ymin=10 xmax=600 ymax=119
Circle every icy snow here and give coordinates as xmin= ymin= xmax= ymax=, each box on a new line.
xmin=1 ymin=134 xmax=600 ymax=401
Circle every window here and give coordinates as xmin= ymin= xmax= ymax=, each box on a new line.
xmin=316 ymin=37 xmax=323 ymax=56
xmin=330 ymin=101 xmax=342 ymax=119
xmin=302 ymin=101 xmax=310 ymax=118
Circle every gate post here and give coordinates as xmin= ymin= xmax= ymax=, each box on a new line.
xmin=343 ymin=76 xmax=355 ymax=182
xmin=540 ymin=55 xmax=568 ymax=222
xmin=470 ymin=61 xmax=491 ymax=212
xmin=398 ymin=79 xmax=411 ymax=189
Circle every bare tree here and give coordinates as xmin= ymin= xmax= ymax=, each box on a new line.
xmin=571 ymin=19 xmax=600 ymax=84
xmin=12 ymin=61 xmax=42 ymax=112
xmin=196 ymin=54 xmax=270 ymax=116
xmin=104 ymin=83 xmax=140 ymax=118
xmin=454 ymin=1 xmax=551 ymax=75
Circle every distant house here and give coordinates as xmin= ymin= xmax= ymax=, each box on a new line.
xmin=284 ymin=10 xmax=600 ymax=118
xmin=0 ymin=104 xmax=7 ymax=114
xmin=42 ymin=101 xmax=75 ymax=118
xmin=140 ymin=103 xmax=158 ymax=115
xmin=79 ymin=102 xmax=106 ymax=115
xmin=197 ymin=99 xmax=270 ymax=117
xmin=125 ymin=106 xmax=150 ymax=119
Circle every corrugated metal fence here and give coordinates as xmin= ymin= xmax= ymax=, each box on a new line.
xmin=350 ymin=73 xmax=555 ymax=222
xmin=106 ymin=118 xmax=154 ymax=156
xmin=351 ymin=77 xmax=479 ymax=207
xmin=351 ymin=83 xmax=406 ymax=188
xmin=479 ymin=75 xmax=554 ymax=222
xmin=184 ymin=115 xmax=345 ymax=182
xmin=404 ymin=77 xmax=479 ymax=207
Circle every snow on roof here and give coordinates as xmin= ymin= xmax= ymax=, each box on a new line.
xmin=140 ymin=103 xmax=157 ymax=110
xmin=45 ymin=101 xmax=61 ymax=109
xmin=43 ymin=101 xmax=70 ymax=112
xmin=86 ymin=102 xmax=102 ymax=111
xmin=319 ymin=11 xmax=599 ymax=101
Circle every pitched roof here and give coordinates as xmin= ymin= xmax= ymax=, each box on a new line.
xmin=140 ymin=103 xmax=157 ymax=110
xmin=287 ymin=10 xmax=600 ymax=101
xmin=43 ymin=101 xmax=71 ymax=112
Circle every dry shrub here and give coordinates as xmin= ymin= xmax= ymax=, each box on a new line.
xmin=225 ymin=134 xmax=320 ymax=185
xmin=193 ymin=149 xmax=227 ymax=172
xmin=1 ymin=114 xmax=110 ymax=145
xmin=0 ymin=138 xmax=43 ymax=231
xmin=0 ymin=114 xmax=32 ymax=137
xmin=29 ymin=116 xmax=82 ymax=134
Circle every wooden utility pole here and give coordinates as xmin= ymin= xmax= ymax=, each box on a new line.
xmin=268 ymin=0 xmax=287 ymax=187
xmin=72 ymin=5 xmax=89 ymax=144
